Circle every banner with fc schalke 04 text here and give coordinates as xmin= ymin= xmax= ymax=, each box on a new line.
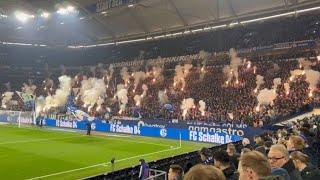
xmin=42 ymin=119 xmax=242 ymax=144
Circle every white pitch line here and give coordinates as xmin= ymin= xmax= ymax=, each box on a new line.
xmin=26 ymin=146 xmax=181 ymax=180
xmin=101 ymin=136 xmax=171 ymax=147
xmin=0 ymin=136 xmax=84 ymax=145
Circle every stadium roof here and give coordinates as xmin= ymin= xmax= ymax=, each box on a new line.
xmin=0 ymin=0 xmax=320 ymax=46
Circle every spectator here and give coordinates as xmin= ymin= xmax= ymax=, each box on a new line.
xmin=199 ymin=147 xmax=213 ymax=165
xmin=242 ymin=138 xmax=253 ymax=150
xmin=240 ymin=148 xmax=251 ymax=155
xmin=213 ymin=150 xmax=238 ymax=180
xmin=183 ymin=164 xmax=226 ymax=180
xmin=255 ymin=146 xmax=267 ymax=156
xmin=138 ymin=159 xmax=150 ymax=180
xmin=226 ymin=143 xmax=240 ymax=169
xmin=268 ymin=144 xmax=302 ymax=180
xmin=254 ymin=135 xmax=265 ymax=149
xmin=290 ymin=151 xmax=320 ymax=180
xmin=238 ymin=151 xmax=271 ymax=180
xmin=271 ymin=168 xmax=290 ymax=180
xmin=168 ymin=165 xmax=184 ymax=180
xmin=286 ymin=135 xmax=305 ymax=154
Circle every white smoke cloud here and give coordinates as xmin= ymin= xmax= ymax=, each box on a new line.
xmin=229 ymin=48 xmax=242 ymax=82
xmin=134 ymin=95 xmax=141 ymax=106
xmin=141 ymin=84 xmax=148 ymax=98
xmin=199 ymin=100 xmax=206 ymax=116
xmin=256 ymin=88 xmax=278 ymax=111
xmin=255 ymin=75 xmax=265 ymax=92
xmin=298 ymin=58 xmax=316 ymax=70
xmin=120 ymin=67 xmax=130 ymax=85
xmin=44 ymin=75 xmax=71 ymax=110
xmin=272 ymin=78 xmax=282 ymax=90
xmin=158 ymin=90 xmax=168 ymax=105
xmin=133 ymin=71 xmax=148 ymax=91
xmin=82 ymin=79 xmax=106 ymax=110
xmin=1 ymin=92 xmax=14 ymax=108
xmin=180 ymin=98 xmax=194 ymax=120
xmin=305 ymin=69 xmax=320 ymax=95
xmin=116 ymin=87 xmax=128 ymax=114
xmin=284 ymin=83 xmax=290 ymax=95
xmin=22 ymin=83 xmax=36 ymax=95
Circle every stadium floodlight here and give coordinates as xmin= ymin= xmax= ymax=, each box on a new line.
xmin=15 ymin=12 xmax=33 ymax=23
xmin=211 ymin=24 xmax=227 ymax=29
xmin=17 ymin=27 xmax=23 ymax=30
xmin=192 ymin=28 xmax=203 ymax=32
xmin=80 ymin=17 xmax=85 ymax=20
xmin=296 ymin=6 xmax=320 ymax=13
xmin=128 ymin=4 xmax=134 ymax=7
xmin=117 ymin=38 xmax=146 ymax=44
xmin=57 ymin=8 xmax=68 ymax=15
xmin=154 ymin=35 xmax=165 ymax=39
xmin=41 ymin=12 xmax=50 ymax=18
xmin=60 ymin=22 xmax=64 ymax=25
xmin=67 ymin=6 xmax=75 ymax=11
xmin=172 ymin=32 xmax=182 ymax=36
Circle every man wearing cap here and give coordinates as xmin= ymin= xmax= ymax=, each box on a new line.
xmin=199 ymin=147 xmax=213 ymax=165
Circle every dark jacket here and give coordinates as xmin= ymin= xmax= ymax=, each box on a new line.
xmin=138 ymin=162 xmax=149 ymax=180
xmin=300 ymin=163 xmax=320 ymax=180
xmin=222 ymin=165 xmax=239 ymax=180
xmin=229 ymin=153 xmax=240 ymax=169
xmin=282 ymin=159 xmax=302 ymax=180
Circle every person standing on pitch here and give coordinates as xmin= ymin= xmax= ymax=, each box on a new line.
xmin=85 ymin=122 xmax=91 ymax=136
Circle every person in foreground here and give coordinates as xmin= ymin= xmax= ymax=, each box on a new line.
xmin=168 ymin=165 xmax=184 ymax=180
xmin=290 ymin=151 xmax=320 ymax=180
xmin=268 ymin=144 xmax=302 ymax=180
xmin=183 ymin=164 xmax=226 ymax=180
xmin=238 ymin=151 xmax=271 ymax=180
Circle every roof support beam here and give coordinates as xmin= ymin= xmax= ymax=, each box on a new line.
xmin=167 ymin=0 xmax=188 ymax=26
xmin=70 ymin=1 xmax=116 ymax=38
xmin=226 ymin=0 xmax=237 ymax=17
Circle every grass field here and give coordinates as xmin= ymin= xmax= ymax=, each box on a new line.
xmin=0 ymin=124 xmax=215 ymax=180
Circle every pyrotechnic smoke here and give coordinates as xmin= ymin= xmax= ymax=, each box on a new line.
xmin=229 ymin=48 xmax=242 ymax=82
xmin=82 ymin=79 xmax=106 ymax=110
xmin=199 ymin=100 xmax=206 ymax=116
xmin=60 ymin=65 xmax=66 ymax=75
xmin=96 ymin=98 xmax=104 ymax=111
xmin=108 ymin=64 xmax=114 ymax=83
xmin=44 ymin=75 xmax=71 ymax=110
xmin=90 ymin=66 xmax=96 ymax=77
xmin=116 ymin=86 xmax=128 ymax=114
xmin=134 ymin=95 xmax=141 ymax=106
xmin=173 ymin=64 xmax=192 ymax=90
xmin=223 ymin=65 xmax=232 ymax=84
xmin=228 ymin=113 xmax=234 ymax=120
xmin=1 ymin=92 xmax=14 ymax=108
xmin=298 ymin=58 xmax=316 ymax=70
xmin=255 ymin=75 xmax=265 ymax=92
xmin=133 ymin=71 xmax=148 ymax=91
xmin=272 ymin=78 xmax=282 ymax=90
xmin=284 ymin=83 xmax=290 ymax=95
xmin=36 ymin=96 xmax=45 ymax=115
xmin=152 ymin=66 xmax=163 ymax=82
xmin=5 ymin=82 xmax=11 ymax=91
xmin=305 ymin=69 xmax=320 ymax=95
xmin=120 ymin=67 xmax=130 ymax=85
xmin=22 ymin=83 xmax=36 ymax=95
xmin=256 ymin=88 xmax=278 ymax=111
xmin=180 ymin=98 xmax=194 ymax=120
xmin=158 ymin=90 xmax=168 ymax=105
xmin=78 ymin=78 xmax=94 ymax=99
xmin=199 ymin=50 xmax=210 ymax=70
xmin=253 ymin=66 xmax=257 ymax=74
xmin=141 ymin=84 xmax=148 ymax=98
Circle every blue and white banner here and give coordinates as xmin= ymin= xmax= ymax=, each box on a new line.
xmin=41 ymin=119 xmax=242 ymax=144
xmin=0 ymin=110 xmax=34 ymax=124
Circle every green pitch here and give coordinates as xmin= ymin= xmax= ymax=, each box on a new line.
xmin=0 ymin=124 xmax=215 ymax=180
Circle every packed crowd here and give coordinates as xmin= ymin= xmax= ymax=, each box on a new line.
xmin=1 ymin=52 xmax=320 ymax=126
xmin=138 ymin=115 xmax=319 ymax=180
